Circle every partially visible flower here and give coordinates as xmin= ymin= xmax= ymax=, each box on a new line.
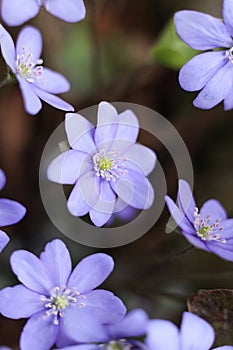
xmin=48 ymin=101 xmax=156 ymax=227
xmin=0 ymin=25 xmax=74 ymax=115
xmin=0 ymin=239 xmax=126 ymax=350
xmin=0 ymin=169 xmax=26 ymax=252
xmin=1 ymin=0 xmax=86 ymax=26
xmin=175 ymin=0 xmax=233 ymax=110
xmin=55 ymin=309 xmax=148 ymax=349
xmin=165 ymin=180 xmax=233 ymax=262
xmin=145 ymin=311 xmax=233 ymax=350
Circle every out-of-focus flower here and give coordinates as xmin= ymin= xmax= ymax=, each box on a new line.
xmin=1 ymin=0 xmax=86 ymax=26
xmin=145 ymin=311 xmax=233 ymax=350
xmin=55 ymin=309 xmax=148 ymax=349
xmin=0 ymin=25 xmax=74 ymax=115
xmin=0 ymin=239 xmax=126 ymax=350
xmin=175 ymin=0 xmax=233 ymax=110
xmin=165 ymin=179 xmax=233 ymax=261
xmin=48 ymin=101 xmax=156 ymax=227
xmin=0 ymin=169 xmax=26 ymax=252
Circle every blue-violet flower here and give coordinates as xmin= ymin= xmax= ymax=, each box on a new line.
xmin=165 ymin=179 xmax=233 ymax=261
xmin=0 ymin=168 xmax=26 ymax=252
xmin=0 ymin=24 xmax=74 ymax=115
xmin=175 ymin=0 xmax=233 ymax=110
xmin=0 ymin=239 xmax=126 ymax=350
xmin=47 ymin=101 xmax=156 ymax=227
xmin=1 ymin=0 xmax=86 ymax=26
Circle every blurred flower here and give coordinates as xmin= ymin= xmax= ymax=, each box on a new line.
xmin=48 ymin=101 xmax=156 ymax=227
xmin=165 ymin=179 xmax=233 ymax=261
xmin=0 ymin=239 xmax=126 ymax=350
xmin=145 ymin=311 xmax=233 ymax=350
xmin=175 ymin=0 xmax=233 ymax=110
xmin=54 ymin=309 xmax=148 ymax=349
xmin=0 ymin=169 xmax=26 ymax=252
xmin=1 ymin=0 xmax=86 ymax=26
xmin=0 ymin=24 xmax=74 ymax=115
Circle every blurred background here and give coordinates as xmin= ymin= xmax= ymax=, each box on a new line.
xmin=0 ymin=0 xmax=233 ymax=347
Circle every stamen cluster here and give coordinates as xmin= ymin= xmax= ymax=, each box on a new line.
xmin=16 ymin=47 xmax=45 ymax=84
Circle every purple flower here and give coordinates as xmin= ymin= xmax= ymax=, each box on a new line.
xmin=174 ymin=0 xmax=233 ymax=110
xmin=55 ymin=308 xmax=148 ymax=349
xmin=145 ymin=311 xmax=233 ymax=350
xmin=0 ymin=239 xmax=126 ymax=350
xmin=0 ymin=24 xmax=74 ymax=115
xmin=0 ymin=169 xmax=26 ymax=252
xmin=165 ymin=180 xmax=233 ymax=262
xmin=48 ymin=101 xmax=156 ymax=227
xmin=1 ymin=0 xmax=86 ymax=26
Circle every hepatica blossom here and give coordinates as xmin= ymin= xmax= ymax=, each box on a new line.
xmin=1 ymin=0 xmax=86 ymax=26
xmin=0 ymin=24 xmax=74 ymax=115
xmin=0 ymin=169 xmax=26 ymax=252
xmin=165 ymin=180 xmax=233 ymax=261
xmin=0 ymin=239 xmax=126 ymax=350
xmin=145 ymin=311 xmax=233 ymax=350
xmin=175 ymin=0 xmax=233 ymax=110
xmin=56 ymin=308 xmax=148 ymax=349
xmin=48 ymin=102 xmax=156 ymax=227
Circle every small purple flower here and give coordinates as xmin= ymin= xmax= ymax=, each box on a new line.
xmin=0 ymin=169 xmax=26 ymax=252
xmin=175 ymin=0 xmax=233 ymax=110
xmin=47 ymin=101 xmax=156 ymax=227
xmin=1 ymin=0 xmax=86 ymax=26
xmin=0 ymin=239 xmax=126 ymax=350
xmin=56 ymin=309 xmax=148 ymax=349
xmin=145 ymin=311 xmax=233 ymax=350
xmin=165 ymin=180 xmax=233 ymax=261
xmin=0 ymin=24 xmax=74 ymax=115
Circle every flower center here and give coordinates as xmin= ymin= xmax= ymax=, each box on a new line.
xmin=99 ymin=340 xmax=132 ymax=350
xmin=16 ymin=46 xmax=45 ymax=84
xmin=93 ymin=149 xmax=128 ymax=181
xmin=40 ymin=286 xmax=86 ymax=325
xmin=226 ymin=46 xmax=233 ymax=62
xmin=193 ymin=207 xmax=226 ymax=243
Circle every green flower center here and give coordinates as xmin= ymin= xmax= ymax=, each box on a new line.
xmin=93 ymin=149 xmax=128 ymax=181
xmin=98 ymin=157 xmax=113 ymax=171
xmin=16 ymin=46 xmax=45 ymax=84
xmin=54 ymin=295 xmax=69 ymax=310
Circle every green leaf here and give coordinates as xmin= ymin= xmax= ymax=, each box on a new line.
xmin=187 ymin=289 xmax=233 ymax=346
xmin=151 ymin=18 xmax=200 ymax=70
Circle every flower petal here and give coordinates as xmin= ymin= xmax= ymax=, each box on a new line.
xmin=0 ymin=285 xmax=43 ymax=319
xmin=107 ymin=308 xmax=149 ymax=338
xmin=1 ymin=0 xmax=40 ymax=26
xmin=183 ymin=232 xmax=209 ymax=250
xmin=145 ymin=320 xmax=179 ymax=350
xmin=111 ymin=162 xmax=154 ymax=209
xmin=40 ymin=240 xmax=72 ymax=287
xmin=221 ymin=219 xmax=233 ymax=240
xmin=200 ymin=199 xmax=227 ymax=221
xmin=0 ymin=24 xmax=16 ymax=72
xmin=82 ymin=290 xmax=126 ymax=324
xmin=206 ymin=241 xmax=233 ymax=262
xmin=180 ymin=312 xmax=215 ymax=349
xmin=17 ymin=76 xmax=42 ymax=115
xmin=223 ymin=0 xmax=233 ymax=37
xmin=0 ymin=198 xmax=26 ymax=226
xmin=33 ymin=68 xmax=70 ymax=94
xmin=47 ymin=150 xmax=92 ymax=185
xmin=0 ymin=169 xmax=6 ymax=191
xmin=67 ymin=171 xmax=99 ymax=216
xmin=33 ymin=87 xmax=74 ymax=112
xmin=174 ymin=10 xmax=232 ymax=50
xmin=68 ymin=253 xmax=114 ymax=293
xmin=177 ymin=179 xmax=196 ymax=224
xmin=165 ymin=196 xmax=194 ymax=233
xmin=20 ymin=310 xmax=58 ymax=350
xmin=16 ymin=26 xmax=42 ymax=63
xmin=89 ymin=180 xmax=116 ymax=227
xmin=224 ymin=82 xmax=233 ymax=110
xmin=193 ymin=61 xmax=233 ymax=109
xmin=10 ymin=250 xmax=53 ymax=294
xmin=123 ymin=144 xmax=156 ymax=176
xmin=43 ymin=0 xmax=86 ymax=22
xmin=57 ymin=346 xmax=97 ymax=350
xmin=213 ymin=347 xmax=233 ymax=350
xmin=65 ymin=113 xmax=96 ymax=153
xmin=0 ymin=230 xmax=9 ymax=252
xmin=179 ymin=51 xmax=227 ymax=92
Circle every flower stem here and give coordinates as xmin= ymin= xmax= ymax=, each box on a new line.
xmin=0 ymin=70 xmax=17 ymax=90
xmin=156 ymin=244 xmax=194 ymax=266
